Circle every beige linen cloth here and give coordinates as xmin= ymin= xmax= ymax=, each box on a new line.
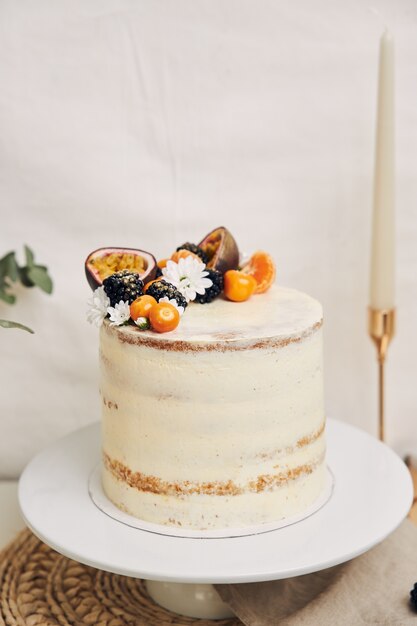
xmin=215 ymin=519 xmax=417 ymax=625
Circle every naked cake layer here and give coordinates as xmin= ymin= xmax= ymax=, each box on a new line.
xmin=100 ymin=285 xmax=326 ymax=530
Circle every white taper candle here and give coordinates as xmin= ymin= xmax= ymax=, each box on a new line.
xmin=370 ymin=31 xmax=395 ymax=310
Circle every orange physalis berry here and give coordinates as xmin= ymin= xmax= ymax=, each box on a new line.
xmin=157 ymin=258 xmax=169 ymax=269
xmin=170 ymin=249 xmax=201 ymax=263
xmin=223 ymin=270 xmax=257 ymax=302
xmin=149 ymin=302 xmax=180 ymax=333
xmin=241 ymin=251 xmax=276 ymax=294
xmin=130 ymin=295 xmax=157 ymax=321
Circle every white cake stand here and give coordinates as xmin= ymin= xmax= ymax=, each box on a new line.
xmin=19 ymin=419 xmax=413 ymax=620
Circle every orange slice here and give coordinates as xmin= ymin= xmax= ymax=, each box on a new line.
xmin=241 ymin=251 xmax=276 ymax=294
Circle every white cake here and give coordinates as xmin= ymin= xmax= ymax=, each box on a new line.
xmin=100 ymin=285 xmax=325 ymax=530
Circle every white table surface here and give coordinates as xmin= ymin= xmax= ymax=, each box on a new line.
xmin=0 ymin=480 xmax=26 ymax=550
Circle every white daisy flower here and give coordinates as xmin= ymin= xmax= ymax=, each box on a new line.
xmin=87 ymin=286 xmax=110 ymax=327
xmin=107 ymin=300 xmax=131 ymax=326
xmin=159 ymin=296 xmax=185 ymax=316
xmin=162 ymin=257 xmax=212 ymax=302
xmin=134 ymin=316 xmax=150 ymax=330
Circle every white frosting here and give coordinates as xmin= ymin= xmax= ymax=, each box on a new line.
xmin=107 ymin=284 xmax=323 ymax=345
xmin=100 ymin=285 xmax=326 ymax=529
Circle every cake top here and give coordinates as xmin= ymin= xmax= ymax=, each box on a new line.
xmin=86 ymin=226 xmax=322 ymax=346
xmin=102 ymin=285 xmax=322 ymax=350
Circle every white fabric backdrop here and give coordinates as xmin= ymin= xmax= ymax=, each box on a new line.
xmin=1 ymin=0 xmax=416 ymax=477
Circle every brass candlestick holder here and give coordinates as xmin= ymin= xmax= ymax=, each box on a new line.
xmin=368 ymin=308 xmax=396 ymax=441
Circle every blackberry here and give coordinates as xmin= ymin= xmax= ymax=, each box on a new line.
xmin=146 ymin=280 xmax=188 ymax=310
xmin=103 ymin=270 xmax=144 ymax=307
xmin=176 ymin=242 xmax=208 ymax=265
xmin=195 ymin=269 xmax=223 ymax=304
xmin=410 ymin=583 xmax=417 ymax=611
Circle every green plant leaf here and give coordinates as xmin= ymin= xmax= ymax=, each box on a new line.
xmin=24 ymin=245 xmax=35 ymax=268
xmin=0 ymin=252 xmax=12 ymax=278
xmin=18 ymin=266 xmax=35 ymax=287
xmin=27 ymin=266 xmax=53 ymax=294
xmin=0 ymin=289 xmax=15 ymax=304
xmin=0 ymin=319 xmax=34 ymax=333
xmin=0 ymin=252 xmax=18 ymax=281
xmin=0 ymin=246 xmax=53 ymax=305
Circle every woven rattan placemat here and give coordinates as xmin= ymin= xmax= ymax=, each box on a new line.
xmin=0 ymin=528 xmax=241 ymax=626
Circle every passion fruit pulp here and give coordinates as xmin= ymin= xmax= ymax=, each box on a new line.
xmin=198 ymin=227 xmax=239 ymax=274
xmin=85 ymin=247 xmax=157 ymax=291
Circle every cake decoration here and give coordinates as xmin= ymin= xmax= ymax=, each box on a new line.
xmin=170 ymin=248 xmax=202 ymax=264
xmin=102 ymin=270 xmax=144 ymax=306
xmin=85 ymin=247 xmax=157 ymax=290
xmin=194 ymin=268 xmax=224 ymax=303
xmin=198 ymin=226 xmax=239 ymax=273
xmin=130 ymin=295 xmax=158 ymax=321
xmin=86 ymin=227 xmax=276 ymax=333
xmin=134 ymin=316 xmax=151 ymax=330
xmin=148 ymin=301 xmax=180 ymax=333
xmin=145 ymin=280 xmax=188 ymax=311
xmin=107 ymin=300 xmax=131 ymax=326
xmin=158 ymin=296 xmax=185 ymax=316
xmin=224 ymin=269 xmax=257 ymax=302
xmin=176 ymin=242 xmax=209 ymax=264
xmin=86 ymin=286 xmax=110 ymax=327
xmin=241 ymin=251 xmax=276 ymax=294
xmin=161 ymin=256 xmax=212 ymax=302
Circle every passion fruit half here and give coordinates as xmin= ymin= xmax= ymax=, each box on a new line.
xmin=198 ymin=227 xmax=239 ymax=274
xmin=85 ymin=247 xmax=157 ymax=291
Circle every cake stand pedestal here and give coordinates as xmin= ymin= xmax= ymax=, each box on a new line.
xmin=146 ymin=580 xmax=235 ymax=619
xmin=19 ymin=419 xmax=413 ymax=621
